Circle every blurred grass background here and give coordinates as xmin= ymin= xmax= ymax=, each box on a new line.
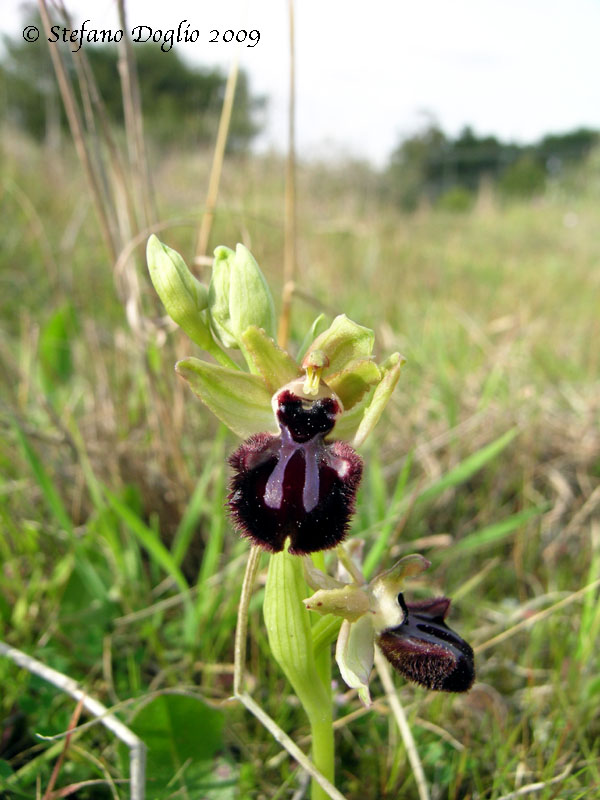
xmin=1 ymin=6 xmax=600 ymax=799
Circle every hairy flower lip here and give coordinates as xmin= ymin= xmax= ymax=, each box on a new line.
xmin=377 ymin=594 xmax=475 ymax=693
xmin=228 ymin=387 xmax=362 ymax=554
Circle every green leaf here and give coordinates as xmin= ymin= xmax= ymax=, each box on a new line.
xmin=305 ymin=314 xmax=375 ymax=376
xmin=39 ymin=304 xmax=76 ymax=388
xmin=0 ymin=759 xmax=13 ymax=778
xmin=125 ymin=695 xmax=224 ymax=794
xmin=326 ymin=359 xmax=381 ymax=410
xmin=443 ymin=506 xmax=545 ymax=557
xmin=147 ymin=235 xmax=213 ymax=349
xmin=14 ymin=425 xmax=72 ymax=534
xmin=415 ymin=427 xmax=518 ymax=507
xmin=241 ymin=326 xmax=301 ymax=392
xmin=364 ymin=428 xmax=519 ymax=577
xmin=264 ymin=550 xmax=329 ymax=718
xmin=105 ymin=488 xmax=189 ymax=597
xmin=176 ymin=357 xmax=275 ymax=438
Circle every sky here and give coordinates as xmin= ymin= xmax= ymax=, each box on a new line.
xmin=4 ymin=0 xmax=600 ymax=166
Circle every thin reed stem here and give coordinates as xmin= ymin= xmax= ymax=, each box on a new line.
xmin=233 ymin=545 xmax=262 ymax=695
xmin=278 ymin=0 xmax=297 ymax=349
xmin=37 ymin=0 xmax=117 ymax=262
xmin=374 ymin=647 xmax=430 ymax=800
xmin=195 ymin=58 xmax=240 ymax=262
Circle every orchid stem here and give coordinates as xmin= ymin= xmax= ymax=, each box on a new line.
xmin=264 ymin=549 xmax=336 ymax=800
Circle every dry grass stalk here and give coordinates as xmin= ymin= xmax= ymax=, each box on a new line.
xmin=278 ymin=0 xmax=297 ymax=349
xmin=194 ymin=58 xmax=240 ymax=262
xmin=116 ymin=0 xmax=156 ymax=229
xmin=37 ymin=0 xmax=117 ymax=262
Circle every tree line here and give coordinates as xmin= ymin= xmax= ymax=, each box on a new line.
xmin=384 ymin=123 xmax=598 ymax=209
xmin=0 ymin=26 xmax=264 ymax=151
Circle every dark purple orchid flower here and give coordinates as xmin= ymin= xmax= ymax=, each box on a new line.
xmin=377 ymin=594 xmax=475 ymax=692
xmin=228 ymin=384 xmax=363 ymax=554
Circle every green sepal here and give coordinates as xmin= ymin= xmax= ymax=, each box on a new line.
xmin=175 ymin=357 xmax=275 ymax=439
xmin=326 ymin=359 xmax=381 ymax=410
xmin=304 ymin=314 xmax=375 ymax=376
xmin=352 ymin=352 xmax=405 ymax=447
xmin=334 ymin=352 xmax=405 ymax=445
xmin=370 ymin=554 xmax=430 ymax=632
xmin=146 ymin=235 xmax=212 ymax=349
xmin=241 ymin=326 xmax=302 ymax=393
xmin=208 ymin=245 xmax=277 ymax=350
xmin=335 ymin=617 xmax=374 ymax=706
xmin=207 ymin=246 xmax=236 ymax=348
xmin=304 ymin=585 xmax=369 ymax=622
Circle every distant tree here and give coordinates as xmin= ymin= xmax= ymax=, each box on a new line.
xmin=0 ymin=23 xmax=264 ymax=151
xmin=385 ymin=122 xmax=598 ymax=209
xmin=385 ymin=123 xmax=448 ymax=209
xmin=536 ymin=128 xmax=598 ymax=172
xmin=499 ymin=156 xmax=546 ymax=198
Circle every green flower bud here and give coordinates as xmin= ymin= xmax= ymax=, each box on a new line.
xmin=146 ymin=235 xmax=212 ymax=349
xmin=208 ymin=244 xmax=277 ymax=350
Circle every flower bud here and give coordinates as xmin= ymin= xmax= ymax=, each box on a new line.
xmin=146 ymin=235 xmax=212 ymax=349
xmin=208 ymin=244 xmax=276 ymax=350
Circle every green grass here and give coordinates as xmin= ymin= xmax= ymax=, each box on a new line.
xmin=1 ymin=130 xmax=599 ymax=798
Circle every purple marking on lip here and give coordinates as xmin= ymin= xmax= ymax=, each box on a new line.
xmin=264 ymin=426 xmax=325 ymax=513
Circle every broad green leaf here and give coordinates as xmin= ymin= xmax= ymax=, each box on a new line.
xmin=176 ymin=357 xmax=275 ymax=438
xmin=326 ymin=358 xmax=381 ymax=410
xmin=241 ymin=325 xmax=301 ymax=392
xmin=125 ymin=695 xmax=224 ymax=794
xmin=305 ymin=314 xmax=375 ymax=376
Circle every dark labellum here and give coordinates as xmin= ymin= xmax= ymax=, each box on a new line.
xmin=377 ymin=595 xmax=475 ymax=692
xmin=228 ymin=389 xmax=363 ymax=554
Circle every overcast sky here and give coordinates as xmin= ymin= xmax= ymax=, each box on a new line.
xmin=4 ymin=0 xmax=600 ymax=165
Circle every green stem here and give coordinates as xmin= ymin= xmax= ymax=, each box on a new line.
xmin=205 ymin=339 xmax=239 ymax=369
xmin=264 ymin=550 xmax=335 ymax=800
